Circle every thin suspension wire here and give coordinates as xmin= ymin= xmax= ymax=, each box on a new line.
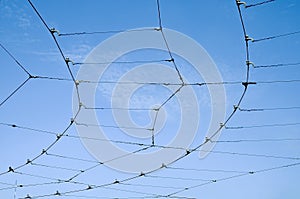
xmin=0 ymin=43 xmax=31 ymax=76
xmin=253 ymin=30 xmax=300 ymax=42
xmin=245 ymin=0 xmax=275 ymax=8
xmin=225 ymin=122 xmax=300 ymax=129
xmin=0 ymin=77 xmax=31 ymax=107
xmin=73 ymin=59 xmax=172 ymax=65
xmin=254 ymin=61 xmax=300 ymax=68
xmin=212 ymin=137 xmax=300 ymax=143
xmin=58 ymin=27 xmax=159 ymax=36
xmin=238 ymin=106 xmax=300 ymax=112
xmin=165 ymin=161 xmax=300 ymax=196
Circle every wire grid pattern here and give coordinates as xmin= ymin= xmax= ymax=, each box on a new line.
xmin=0 ymin=0 xmax=300 ymax=198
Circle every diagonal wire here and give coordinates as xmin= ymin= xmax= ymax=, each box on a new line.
xmin=0 ymin=43 xmax=31 ymax=76
xmin=245 ymin=0 xmax=275 ymax=8
xmin=253 ymin=30 xmax=300 ymax=42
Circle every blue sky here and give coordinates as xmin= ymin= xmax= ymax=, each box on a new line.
xmin=1 ymin=0 xmax=300 ymax=198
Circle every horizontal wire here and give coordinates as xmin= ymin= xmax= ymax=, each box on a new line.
xmin=198 ymin=149 xmax=300 ymax=160
xmin=63 ymin=193 xmax=193 ymax=199
xmin=75 ymin=121 xmax=151 ymax=131
xmin=238 ymin=106 xmax=300 ymax=112
xmin=245 ymin=0 xmax=275 ymax=8
xmin=72 ymin=59 xmax=172 ymax=65
xmin=0 ymin=181 xmax=64 ymax=191
xmin=3 ymin=121 xmax=299 ymax=163
xmin=84 ymin=107 xmax=153 ymax=111
xmin=225 ymin=122 xmax=300 ymax=129
xmin=145 ymin=174 xmax=211 ymax=182
xmin=0 ymin=122 xmax=57 ymax=136
xmin=165 ymin=166 xmax=247 ymax=174
xmin=0 ymin=181 xmax=15 ymax=186
xmin=253 ymin=30 xmax=300 ymax=42
xmin=0 ymin=121 xmax=151 ymax=153
xmin=212 ymin=138 xmax=300 ymax=143
xmin=16 ymin=73 xmax=300 ymax=87
xmin=0 ymin=113 xmax=78 ymax=177
xmin=31 ymin=162 xmax=83 ymax=172
xmin=256 ymin=79 xmax=300 ymax=84
xmin=63 ymin=194 xmax=136 ymax=199
xmin=254 ymin=62 xmax=300 ymax=68
xmin=100 ymin=186 xmax=160 ymax=198
xmin=46 ymin=152 xmax=100 ymax=164
xmin=58 ymin=27 xmax=159 ymax=36
xmin=120 ymin=182 xmax=185 ymax=190
xmin=166 ymin=161 xmax=300 ymax=196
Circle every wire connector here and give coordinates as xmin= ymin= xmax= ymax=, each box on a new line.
xmin=245 ymin=35 xmax=254 ymax=42
xmin=205 ymin=137 xmax=211 ymax=143
xmin=242 ymin=81 xmax=257 ymax=87
xmin=8 ymin=166 xmax=14 ymax=172
xmin=186 ymin=149 xmax=191 ymax=155
xmin=86 ymin=185 xmax=93 ymax=190
xmin=65 ymin=57 xmax=74 ymax=65
xmin=54 ymin=190 xmax=61 ymax=196
xmin=233 ymin=105 xmax=239 ymax=110
xmin=236 ymin=0 xmax=247 ymax=7
xmin=41 ymin=149 xmax=47 ymax=154
xmin=25 ymin=194 xmax=32 ymax=199
xmin=50 ymin=28 xmax=60 ymax=35
xmin=246 ymin=60 xmax=255 ymax=67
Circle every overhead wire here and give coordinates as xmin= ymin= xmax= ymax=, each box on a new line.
xmin=58 ymin=27 xmax=159 ymax=36
xmin=238 ymin=106 xmax=300 ymax=112
xmin=253 ymin=61 xmax=300 ymax=68
xmin=225 ymin=122 xmax=300 ymax=129
xmin=165 ymin=161 xmax=300 ymax=197
xmin=253 ymin=30 xmax=300 ymax=42
xmin=1 ymin=0 xmax=298 ymax=198
xmin=244 ymin=0 xmax=275 ymax=8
